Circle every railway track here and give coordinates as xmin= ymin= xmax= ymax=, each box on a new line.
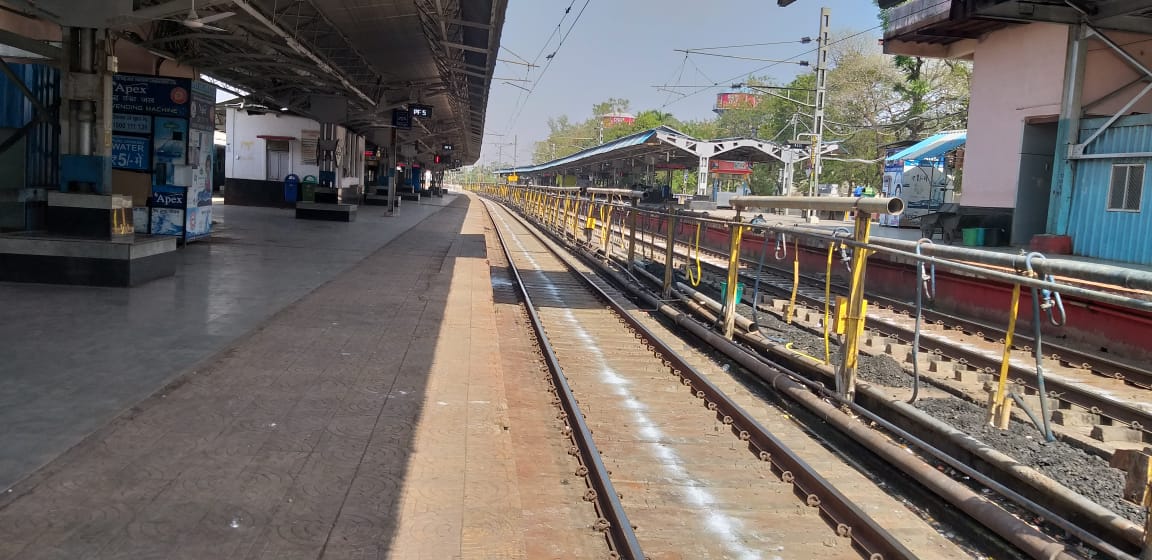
xmin=625 ymin=225 xmax=1152 ymax=444
xmin=482 ymin=199 xmax=941 ymax=559
xmin=473 ymin=188 xmax=1147 ymax=560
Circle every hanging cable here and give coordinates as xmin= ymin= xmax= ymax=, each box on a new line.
xmin=686 ymin=221 xmax=703 ymax=287
xmin=1025 ymin=252 xmax=1059 ymax=442
xmin=823 ymin=228 xmax=851 ymax=364
xmin=908 ymin=238 xmax=936 ymax=404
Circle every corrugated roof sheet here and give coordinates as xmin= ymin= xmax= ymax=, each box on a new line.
xmin=885 ymin=130 xmax=967 ymax=163
xmin=497 ymin=126 xmax=691 ymax=175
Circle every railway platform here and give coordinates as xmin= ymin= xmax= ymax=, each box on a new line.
xmin=0 ymin=193 xmax=603 ymax=558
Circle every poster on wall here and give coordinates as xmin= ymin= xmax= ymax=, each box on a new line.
xmin=190 ymin=81 xmax=215 ymax=132
xmin=185 ymin=129 xmax=213 ymax=239
xmin=150 ymin=185 xmax=187 ymax=237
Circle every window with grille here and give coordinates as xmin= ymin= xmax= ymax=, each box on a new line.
xmin=1108 ymin=163 xmax=1144 ymax=212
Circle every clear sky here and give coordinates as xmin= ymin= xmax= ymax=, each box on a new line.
xmin=480 ymin=0 xmax=883 ymax=166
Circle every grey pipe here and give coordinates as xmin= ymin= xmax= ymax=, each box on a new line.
xmin=587 ymin=187 xmax=644 ymax=199
xmin=771 ymin=222 xmax=1152 ymax=293
xmin=766 ymin=223 xmax=1152 ymax=313
xmin=732 ymin=195 xmax=905 ymax=216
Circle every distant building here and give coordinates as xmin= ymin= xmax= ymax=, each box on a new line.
xmin=601 ymin=112 xmax=635 ymax=128
xmin=714 ymin=92 xmax=761 ymax=114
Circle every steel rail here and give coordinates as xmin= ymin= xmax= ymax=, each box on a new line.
xmin=491 ymin=197 xmax=919 ymax=560
xmin=481 ymin=200 xmax=645 ymax=560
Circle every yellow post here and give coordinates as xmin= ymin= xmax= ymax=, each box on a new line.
xmin=786 ymin=238 xmax=800 ymax=324
xmin=823 ymin=243 xmax=835 ymax=364
xmin=663 ymin=206 xmax=677 ymax=298
xmin=722 ymin=219 xmax=745 ymax=339
xmin=836 ymin=211 xmax=873 ymax=400
xmin=989 ymin=283 xmax=1023 ymax=429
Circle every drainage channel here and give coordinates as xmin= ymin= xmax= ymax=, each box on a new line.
xmin=483 ymin=198 xmax=916 ymax=560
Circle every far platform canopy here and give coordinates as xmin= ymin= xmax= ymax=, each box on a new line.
xmin=885 ymin=130 xmax=966 ymax=163
xmin=497 ymin=126 xmax=841 ymax=178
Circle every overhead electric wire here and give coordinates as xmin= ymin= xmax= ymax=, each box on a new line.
xmin=505 ymin=0 xmax=593 ymax=134
xmin=660 ymin=0 xmax=951 ymax=110
xmin=684 ymin=38 xmax=812 ymax=51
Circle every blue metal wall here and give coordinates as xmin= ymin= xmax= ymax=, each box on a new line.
xmin=1067 ymin=114 xmax=1152 ymax=265
xmin=0 ymin=63 xmax=58 ymax=231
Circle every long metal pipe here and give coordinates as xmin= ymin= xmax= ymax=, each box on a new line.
xmin=586 ymin=187 xmax=644 ymax=199
xmin=732 ymin=195 xmax=905 ymax=215
xmin=764 ymin=221 xmax=1152 ymax=293
xmin=767 ymin=223 xmax=1152 ymax=312
xmin=671 ymin=279 xmax=760 ymax=333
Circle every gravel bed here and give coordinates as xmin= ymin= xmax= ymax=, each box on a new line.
xmin=916 ymin=397 xmax=1144 ymax=525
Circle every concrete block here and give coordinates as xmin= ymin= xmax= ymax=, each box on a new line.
xmin=1111 ymin=450 xmax=1152 ymax=504
xmin=954 ymin=367 xmax=982 ymax=383
xmin=1092 ymin=425 xmax=1144 ymax=443
xmin=1017 ymin=395 xmax=1060 ymax=415
xmin=866 ymin=336 xmax=891 ymax=349
xmin=1051 ymin=410 xmax=1102 ymax=428
xmin=885 ymin=342 xmax=910 ymax=357
xmin=929 ymin=358 xmax=951 ymax=373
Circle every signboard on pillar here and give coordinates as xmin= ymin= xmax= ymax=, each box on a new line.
xmin=392 ymin=108 xmax=412 ymax=130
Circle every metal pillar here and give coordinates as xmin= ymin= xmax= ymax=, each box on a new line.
xmin=319 ymin=122 xmax=337 ymax=194
xmin=696 ymin=156 xmax=710 ymax=197
xmin=59 ymin=27 xmax=113 ymax=193
xmin=387 ymin=128 xmax=398 ymax=214
xmin=836 ymin=211 xmax=873 ymax=400
xmin=1047 ymin=23 xmax=1086 ymax=235
xmin=781 ymin=150 xmax=797 ymax=196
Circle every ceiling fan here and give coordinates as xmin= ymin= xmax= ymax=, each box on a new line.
xmin=148 ymin=0 xmax=236 ymax=32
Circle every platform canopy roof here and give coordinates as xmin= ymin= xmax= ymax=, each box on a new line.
xmin=496 ymin=126 xmax=841 ymax=178
xmin=0 ymin=0 xmax=508 ymax=165
xmin=884 ymin=0 xmax=1152 ymax=56
xmin=885 ymin=130 xmax=966 ymax=163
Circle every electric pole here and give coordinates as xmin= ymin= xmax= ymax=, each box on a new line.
xmin=809 ymin=6 xmax=830 ymax=212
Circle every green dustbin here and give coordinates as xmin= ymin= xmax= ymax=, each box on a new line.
xmin=961 ymin=228 xmax=985 ymax=247
xmin=719 ymin=281 xmax=745 ymax=303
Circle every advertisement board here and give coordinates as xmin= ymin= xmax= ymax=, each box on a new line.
xmin=112 ymin=74 xmax=191 ymax=118
xmin=113 ymin=114 xmax=151 ymax=134
xmin=112 ymin=135 xmax=150 ymax=171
